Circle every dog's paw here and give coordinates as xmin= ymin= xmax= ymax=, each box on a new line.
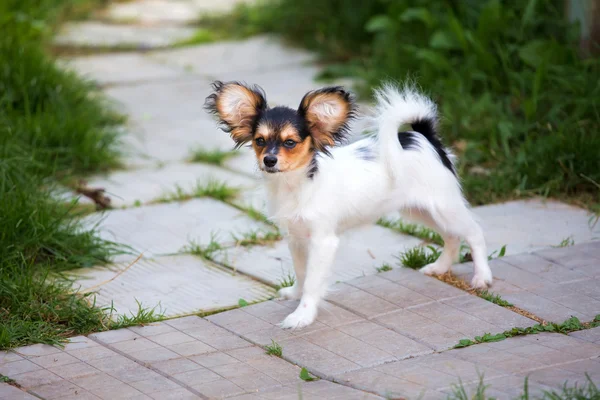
xmin=277 ymin=284 xmax=301 ymax=300
xmin=279 ymin=307 xmax=317 ymax=330
xmin=420 ymin=261 xmax=450 ymax=276
xmin=471 ymin=270 xmax=493 ymax=289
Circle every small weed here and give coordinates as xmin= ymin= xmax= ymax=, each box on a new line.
xmin=231 ymin=229 xmax=282 ymax=247
xmin=181 ymin=234 xmax=223 ymax=261
xmin=448 ymin=374 xmax=490 ymax=400
xmin=378 ymin=218 xmax=444 ymax=246
xmin=276 ymin=272 xmax=296 ymax=290
xmin=189 ymin=147 xmax=237 ymax=166
xmin=265 ymin=339 xmax=282 ymax=357
xmin=396 ymin=246 xmax=441 ymax=269
xmin=454 ymin=315 xmax=600 ymax=349
xmin=299 ymin=367 xmax=317 ymax=382
xmin=110 ymin=300 xmax=165 ymax=329
xmin=554 ymin=236 xmax=575 ymax=248
xmin=0 ymin=375 xmax=15 ymax=384
xmin=238 ymin=299 xmax=249 ymax=307
xmin=477 ymin=290 xmax=513 ymax=307
xmin=376 ymin=263 xmax=393 ymax=273
xmin=174 ymin=29 xmax=216 ymax=47
xmin=535 ymin=374 xmax=599 ymax=400
xmin=133 ymin=200 xmax=142 ymax=207
xmin=157 ymin=180 xmax=240 ymax=203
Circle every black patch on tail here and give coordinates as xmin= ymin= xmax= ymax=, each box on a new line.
xmin=398 ymin=118 xmax=456 ymax=175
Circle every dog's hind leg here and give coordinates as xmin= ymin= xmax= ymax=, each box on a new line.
xmin=428 ymin=205 xmax=493 ymax=289
xmin=401 ymin=208 xmax=460 ymax=276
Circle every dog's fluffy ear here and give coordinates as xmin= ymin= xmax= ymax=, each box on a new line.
xmin=298 ymin=87 xmax=355 ymax=154
xmin=205 ymin=81 xmax=267 ymax=147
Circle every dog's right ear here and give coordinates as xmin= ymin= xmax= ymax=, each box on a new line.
xmin=205 ymin=81 xmax=267 ymax=148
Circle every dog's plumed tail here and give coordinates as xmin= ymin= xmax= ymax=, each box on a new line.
xmin=374 ymin=83 xmax=443 ymax=178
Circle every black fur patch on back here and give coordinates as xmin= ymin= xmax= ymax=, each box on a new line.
xmin=398 ymin=118 xmax=456 ymax=175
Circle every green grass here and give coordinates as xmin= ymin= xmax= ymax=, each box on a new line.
xmin=276 ymin=272 xmax=296 ymax=290
xmin=231 ymin=229 xmax=283 ymax=247
xmin=396 ymin=246 xmax=441 ymax=269
xmin=174 ymin=29 xmax=217 ymax=47
xmin=238 ymin=298 xmax=249 ymax=307
xmin=181 ymin=234 xmax=224 ymax=262
xmin=555 ymin=236 xmax=575 ymax=248
xmin=217 ymin=0 xmax=600 ymax=213
xmin=110 ymin=300 xmax=165 ymax=330
xmin=189 ymin=147 xmax=238 ymax=166
xmin=454 ymin=315 xmax=600 ymax=349
xmin=265 ymin=339 xmax=283 ymax=357
xmin=377 ymin=218 xmax=444 ymax=246
xmin=156 ymin=180 xmax=240 ymax=203
xmin=477 ymin=290 xmax=513 ymax=307
xmin=448 ymin=374 xmax=599 ymax=400
xmin=299 ymin=367 xmax=317 ymax=382
xmin=0 ymin=0 xmax=131 ymax=349
xmin=376 ymin=263 xmax=393 ymax=273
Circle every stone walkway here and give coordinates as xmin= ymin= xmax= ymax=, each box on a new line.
xmin=2 ymin=243 xmax=600 ymax=399
xmin=5 ymin=1 xmax=597 ymax=397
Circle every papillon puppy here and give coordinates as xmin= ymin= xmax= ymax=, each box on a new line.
xmin=205 ymin=81 xmax=492 ymax=329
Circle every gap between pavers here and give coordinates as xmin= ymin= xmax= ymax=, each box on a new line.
xmin=452 ymin=241 xmax=600 ymax=323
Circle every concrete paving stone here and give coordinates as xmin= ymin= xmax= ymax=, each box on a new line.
xmin=325 ymin=284 xmax=399 ymax=319
xmin=237 ymin=357 xmax=302 ymax=386
xmin=558 ymin=358 xmax=600 ymax=382
xmin=560 ymin=278 xmax=600 ymax=301
xmin=0 ymin=351 xmax=22 ymax=365
xmin=14 ymin=343 xmax=63 ymax=357
xmin=569 ymin=326 xmax=600 ymax=343
xmin=147 ymin=331 xmax=196 ymax=347
xmin=578 ymin=240 xmax=600 ymax=257
xmin=61 ymin=53 xmax=187 ymax=86
xmin=172 ymin=367 xmax=221 ymax=386
xmin=110 ymin=337 xmax=162 ymax=354
xmin=11 ymin=369 xmax=63 ymax=389
xmin=347 ymin=275 xmax=434 ymax=308
xmin=108 ymin=366 xmax=163 ymax=384
xmin=206 ymin=309 xmax=277 ymax=336
xmin=215 ymin=225 xmax=422 ymax=288
xmin=334 ymin=368 xmax=430 ymax=399
xmin=501 ymin=252 xmax=590 ymax=283
xmin=302 ymin=328 xmax=396 ymax=368
xmin=149 ymin=387 xmax=202 ymax=400
xmin=149 ymin=36 xmax=315 ymax=77
xmin=29 ymin=379 xmax=84 ymax=399
xmin=164 ymin=315 xmax=210 ymax=330
xmin=256 ymin=380 xmax=386 ymax=400
xmin=128 ymin=322 xmax=177 ymax=337
xmin=90 ymin=328 xmax=141 ymax=344
xmin=61 ymin=336 xmax=101 ymax=351
xmin=74 ymin=255 xmax=274 ymax=318
xmin=55 ymin=22 xmax=196 ymax=49
xmin=377 ymin=268 xmax=467 ymax=300
xmin=181 ymin=326 xmax=252 ymax=352
xmin=166 ymin=340 xmax=215 ymax=357
xmin=337 ymin=320 xmax=433 ymax=359
xmin=209 ymin=362 xmax=281 ymax=392
xmin=60 ymin=392 xmax=102 ymax=400
xmin=530 ymin=285 xmax=600 ymax=320
xmin=48 ymin=361 xmax=101 ymax=380
xmin=70 ymin=372 xmax=123 ymax=391
xmin=86 ymin=162 xmax=256 ymax=207
xmin=88 ymin=381 xmax=147 ymax=399
xmin=526 ymin=366 xmax=593 ymax=389
xmin=0 ymin=359 xmax=41 ymax=376
xmin=190 ymin=352 xmax=238 ymax=368
xmin=0 ymin=383 xmax=39 ymax=400
xmin=373 ymin=309 xmax=464 ymax=351
xmin=129 ymin=375 xmax=181 ymax=394
xmin=534 ymin=243 xmax=600 ymax=268
xmin=128 ymin=347 xmax=181 ymax=363
xmin=80 ymin=199 xmax=271 ymax=257
xmin=192 ymin=378 xmax=246 ymax=398
xmin=152 ymin=357 xmax=203 ymax=375
xmin=85 ymin=355 xmax=140 ymax=374
xmin=105 ymin=0 xmax=252 ymax=24
xmin=29 ymin=352 xmax=80 ymax=369
xmin=224 ymin=150 xmax=261 ymax=178
xmin=277 ymin=336 xmax=361 ymax=376
xmin=502 ymin=291 xmax=589 ymax=322
xmin=442 ymin=295 xmax=537 ymax=331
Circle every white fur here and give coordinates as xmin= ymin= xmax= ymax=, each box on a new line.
xmin=261 ymin=84 xmax=492 ymax=329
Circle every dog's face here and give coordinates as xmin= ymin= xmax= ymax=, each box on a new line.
xmin=205 ymin=81 xmax=354 ymax=173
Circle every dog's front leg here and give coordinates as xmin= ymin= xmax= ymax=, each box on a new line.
xmin=278 ymin=236 xmax=308 ymax=300
xmin=280 ymin=233 xmax=339 ymax=329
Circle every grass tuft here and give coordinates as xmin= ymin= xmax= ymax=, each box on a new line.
xmin=111 ymin=300 xmax=165 ymax=330
xmin=157 ymin=180 xmax=240 ymax=203
xmin=454 ymin=315 xmax=600 ymax=349
xmin=276 ymin=272 xmax=296 ymax=290
xmin=396 ymin=246 xmax=441 ymax=270
xmin=231 ymin=229 xmax=282 ymax=247
xmin=555 ymin=236 xmax=575 ymax=248
xmin=181 ymin=234 xmax=224 ymax=262
xmin=477 ymin=290 xmax=513 ymax=307
xmin=376 ymin=263 xmax=393 ymax=273
xmin=265 ymin=339 xmax=283 ymax=357
xmin=189 ymin=147 xmax=237 ymax=166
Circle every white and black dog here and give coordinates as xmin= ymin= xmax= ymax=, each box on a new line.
xmin=206 ymin=81 xmax=492 ymax=329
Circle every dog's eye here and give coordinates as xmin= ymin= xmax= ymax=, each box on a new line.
xmin=255 ymin=138 xmax=266 ymax=146
xmin=283 ymin=139 xmax=296 ymax=149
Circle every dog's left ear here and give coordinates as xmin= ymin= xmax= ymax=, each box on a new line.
xmin=298 ymin=87 xmax=355 ymax=154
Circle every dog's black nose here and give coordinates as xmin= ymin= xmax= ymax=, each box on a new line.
xmin=264 ymin=155 xmax=277 ymax=167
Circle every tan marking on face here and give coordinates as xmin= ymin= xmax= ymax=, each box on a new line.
xmin=252 ymin=123 xmax=314 ymax=173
